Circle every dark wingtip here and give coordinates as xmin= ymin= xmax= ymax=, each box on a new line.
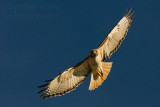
xmin=42 ymin=96 xmax=48 ymax=100
xmin=41 ymin=94 xmax=51 ymax=100
xmin=37 ymin=83 xmax=49 ymax=88
xmin=127 ymin=8 xmax=132 ymax=16
xmin=124 ymin=8 xmax=132 ymax=16
xmin=130 ymin=12 xmax=135 ymax=20
xmin=124 ymin=8 xmax=135 ymax=22
xmin=128 ymin=11 xmax=135 ymax=19
xmin=37 ymin=87 xmax=47 ymax=94
xmin=125 ymin=8 xmax=134 ymax=16
xmin=44 ymin=79 xmax=53 ymax=82
xmin=37 ymin=79 xmax=53 ymax=99
xmin=40 ymin=91 xmax=47 ymax=97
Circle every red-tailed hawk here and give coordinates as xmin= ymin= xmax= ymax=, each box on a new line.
xmin=37 ymin=9 xmax=134 ymax=99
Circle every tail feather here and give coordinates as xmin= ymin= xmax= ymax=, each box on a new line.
xmin=89 ymin=62 xmax=112 ymax=90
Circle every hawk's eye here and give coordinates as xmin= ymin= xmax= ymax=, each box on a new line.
xmin=90 ymin=50 xmax=96 ymax=57
xmin=91 ymin=50 xmax=94 ymax=54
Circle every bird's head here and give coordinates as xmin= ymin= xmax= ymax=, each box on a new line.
xmin=90 ymin=49 xmax=98 ymax=57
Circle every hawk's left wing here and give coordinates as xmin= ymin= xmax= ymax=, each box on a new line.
xmin=97 ymin=9 xmax=134 ymax=60
xmin=37 ymin=57 xmax=91 ymax=99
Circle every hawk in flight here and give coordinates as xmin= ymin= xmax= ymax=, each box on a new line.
xmin=37 ymin=9 xmax=134 ymax=99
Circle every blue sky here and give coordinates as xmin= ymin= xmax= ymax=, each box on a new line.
xmin=0 ymin=0 xmax=160 ymax=107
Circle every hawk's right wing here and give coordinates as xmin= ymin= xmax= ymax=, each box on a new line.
xmin=37 ymin=57 xmax=91 ymax=99
xmin=97 ymin=9 xmax=134 ymax=60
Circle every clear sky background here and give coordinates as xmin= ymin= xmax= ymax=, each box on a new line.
xmin=0 ymin=0 xmax=160 ymax=107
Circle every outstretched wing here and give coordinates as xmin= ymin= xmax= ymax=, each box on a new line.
xmin=97 ymin=9 xmax=134 ymax=60
xmin=37 ymin=57 xmax=91 ymax=99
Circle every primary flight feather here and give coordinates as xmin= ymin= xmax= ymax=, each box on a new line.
xmin=37 ymin=9 xmax=134 ymax=99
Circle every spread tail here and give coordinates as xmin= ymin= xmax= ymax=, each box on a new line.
xmin=89 ymin=62 xmax=112 ymax=90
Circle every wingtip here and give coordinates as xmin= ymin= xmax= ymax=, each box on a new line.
xmin=37 ymin=83 xmax=49 ymax=88
xmin=42 ymin=95 xmax=49 ymax=100
xmin=125 ymin=8 xmax=135 ymax=20
xmin=127 ymin=8 xmax=132 ymax=16
xmin=37 ymin=87 xmax=47 ymax=94
xmin=128 ymin=11 xmax=135 ymax=18
xmin=39 ymin=90 xmax=48 ymax=98
xmin=44 ymin=78 xmax=54 ymax=82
